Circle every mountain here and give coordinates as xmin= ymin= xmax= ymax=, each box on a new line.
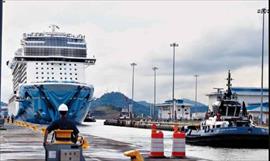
xmin=89 ymin=92 xmax=150 ymax=117
xmin=89 ymin=92 xmax=208 ymax=119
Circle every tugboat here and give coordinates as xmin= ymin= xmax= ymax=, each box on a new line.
xmin=185 ymin=70 xmax=269 ymax=149
xmin=84 ymin=112 xmax=96 ymax=122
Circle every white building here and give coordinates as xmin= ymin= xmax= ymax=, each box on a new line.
xmin=207 ymin=87 xmax=269 ymax=111
xmin=246 ymin=102 xmax=269 ymax=124
xmin=157 ymin=99 xmax=191 ymax=120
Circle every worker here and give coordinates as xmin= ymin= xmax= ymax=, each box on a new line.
xmin=43 ymin=104 xmax=79 ymax=146
xmin=11 ymin=114 xmax=15 ymax=123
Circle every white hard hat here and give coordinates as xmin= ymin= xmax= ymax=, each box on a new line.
xmin=58 ymin=104 xmax=68 ymax=112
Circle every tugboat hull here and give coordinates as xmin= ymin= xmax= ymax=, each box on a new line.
xmin=186 ymin=134 xmax=269 ymax=149
xmin=186 ymin=127 xmax=269 ymax=149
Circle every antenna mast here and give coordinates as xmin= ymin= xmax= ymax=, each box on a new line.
xmin=49 ymin=24 xmax=60 ymax=32
xmin=226 ymin=70 xmax=233 ymax=99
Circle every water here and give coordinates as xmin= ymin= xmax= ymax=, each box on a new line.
xmin=79 ymin=120 xmax=268 ymax=161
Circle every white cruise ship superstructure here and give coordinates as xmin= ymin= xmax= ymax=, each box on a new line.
xmin=7 ymin=25 xmax=96 ymax=124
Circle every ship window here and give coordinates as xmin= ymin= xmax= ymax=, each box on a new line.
xmin=36 ymin=67 xmax=38 ymax=69
xmin=36 ymin=77 xmax=38 ymax=79
xmin=64 ymin=68 xmax=66 ymax=70
xmin=36 ymin=63 xmax=38 ymax=65
xmin=60 ymin=73 xmax=62 ymax=75
xmin=51 ymin=68 xmax=54 ymax=70
xmin=65 ymin=77 xmax=67 ymax=80
xmin=60 ymin=63 xmax=62 ymax=65
xmin=47 ymin=63 xmax=49 ymax=65
xmin=70 ymin=73 xmax=72 ymax=75
xmin=75 ymin=73 xmax=77 ymax=75
xmin=52 ymin=72 xmax=54 ymax=74
xmin=36 ymin=72 xmax=38 ymax=74
xmin=47 ymin=67 xmax=49 ymax=70
xmin=42 ymin=77 xmax=44 ymax=79
xmin=69 ymin=64 xmax=71 ymax=66
xmin=70 ymin=68 xmax=72 ymax=70
xmin=51 ymin=63 xmax=54 ymax=65
xmin=64 ymin=63 xmax=66 ymax=66
xmin=60 ymin=68 xmax=62 ymax=70
xmin=41 ymin=67 xmax=44 ymax=70
xmin=41 ymin=72 xmax=44 ymax=74
xmin=70 ymin=78 xmax=72 ymax=80
xmin=178 ymin=109 xmax=181 ymax=111
xmin=64 ymin=73 xmax=66 ymax=75
xmin=75 ymin=78 xmax=77 ymax=80
xmin=52 ymin=77 xmax=54 ymax=79
xmin=47 ymin=77 xmax=49 ymax=79
xmin=41 ymin=63 xmax=43 ymax=65
xmin=75 ymin=69 xmax=77 ymax=71
xmin=60 ymin=77 xmax=62 ymax=79
xmin=47 ymin=72 xmax=49 ymax=74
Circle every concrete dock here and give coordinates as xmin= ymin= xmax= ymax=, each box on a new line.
xmin=0 ymin=122 xmax=207 ymax=161
xmin=104 ymin=119 xmax=200 ymax=131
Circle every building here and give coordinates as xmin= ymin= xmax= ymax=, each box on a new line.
xmin=157 ymin=99 xmax=208 ymax=121
xmin=157 ymin=99 xmax=191 ymax=120
xmin=207 ymin=87 xmax=269 ymax=111
xmin=246 ymin=102 xmax=269 ymax=124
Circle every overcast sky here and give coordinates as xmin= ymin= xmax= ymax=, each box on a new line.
xmin=1 ymin=1 xmax=269 ymax=104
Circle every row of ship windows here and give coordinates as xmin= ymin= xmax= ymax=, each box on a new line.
xmin=26 ymin=43 xmax=86 ymax=48
xmin=36 ymin=62 xmax=77 ymax=66
xmin=25 ymin=48 xmax=86 ymax=57
xmin=25 ymin=37 xmax=84 ymax=43
xmin=35 ymin=67 xmax=77 ymax=71
xmin=36 ymin=77 xmax=78 ymax=80
xmin=36 ymin=72 xmax=77 ymax=75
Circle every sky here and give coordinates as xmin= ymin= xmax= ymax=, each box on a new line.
xmin=1 ymin=0 xmax=269 ymax=105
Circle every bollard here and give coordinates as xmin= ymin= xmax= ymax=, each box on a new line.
xmin=41 ymin=127 xmax=46 ymax=136
xmin=81 ymin=137 xmax=90 ymax=150
xmin=31 ymin=125 xmax=39 ymax=132
xmin=171 ymin=125 xmax=185 ymax=158
xmin=149 ymin=124 xmax=164 ymax=158
xmin=124 ymin=149 xmax=144 ymax=161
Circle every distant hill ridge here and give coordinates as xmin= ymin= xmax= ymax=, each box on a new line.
xmin=90 ymin=92 xmax=208 ymax=116
xmin=90 ymin=92 xmax=150 ymax=116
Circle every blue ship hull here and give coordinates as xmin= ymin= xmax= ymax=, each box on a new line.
xmin=186 ymin=127 xmax=269 ymax=148
xmin=15 ymin=82 xmax=94 ymax=124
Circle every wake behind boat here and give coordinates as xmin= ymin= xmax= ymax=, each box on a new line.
xmin=185 ymin=70 xmax=269 ymax=149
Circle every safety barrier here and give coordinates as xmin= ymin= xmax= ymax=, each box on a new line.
xmin=149 ymin=124 xmax=164 ymax=158
xmin=171 ymin=125 xmax=185 ymax=158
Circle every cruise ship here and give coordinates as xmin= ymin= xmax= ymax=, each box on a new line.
xmin=7 ymin=25 xmax=96 ymax=124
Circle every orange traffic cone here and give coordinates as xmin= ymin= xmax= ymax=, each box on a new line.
xmin=149 ymin=124 xmax=164 ymax=158
xmin=171 ymin=125 xmax=185 ymax=158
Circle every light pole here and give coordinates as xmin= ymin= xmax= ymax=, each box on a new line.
xmin=257 ymin=8 xmax=268 ymax=125
xmin=130 ymin=62 xmax=137 ymax=117
xmin=0 ymin=1 xmax=3 ymax=112
xmin=194 ymin=74 xmax=199 ymax=119
xmin=152 ymin=66 xmax=158 ymax=120
xmin=170 ymin=43 xmax=179 ymax=121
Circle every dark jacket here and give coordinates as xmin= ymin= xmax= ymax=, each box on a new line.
xmin=47 ymin=117 xmax=79 ymax=143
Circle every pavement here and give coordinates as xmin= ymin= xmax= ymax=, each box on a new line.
xmin=0 ymin=122 xmax=206 ymax=161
